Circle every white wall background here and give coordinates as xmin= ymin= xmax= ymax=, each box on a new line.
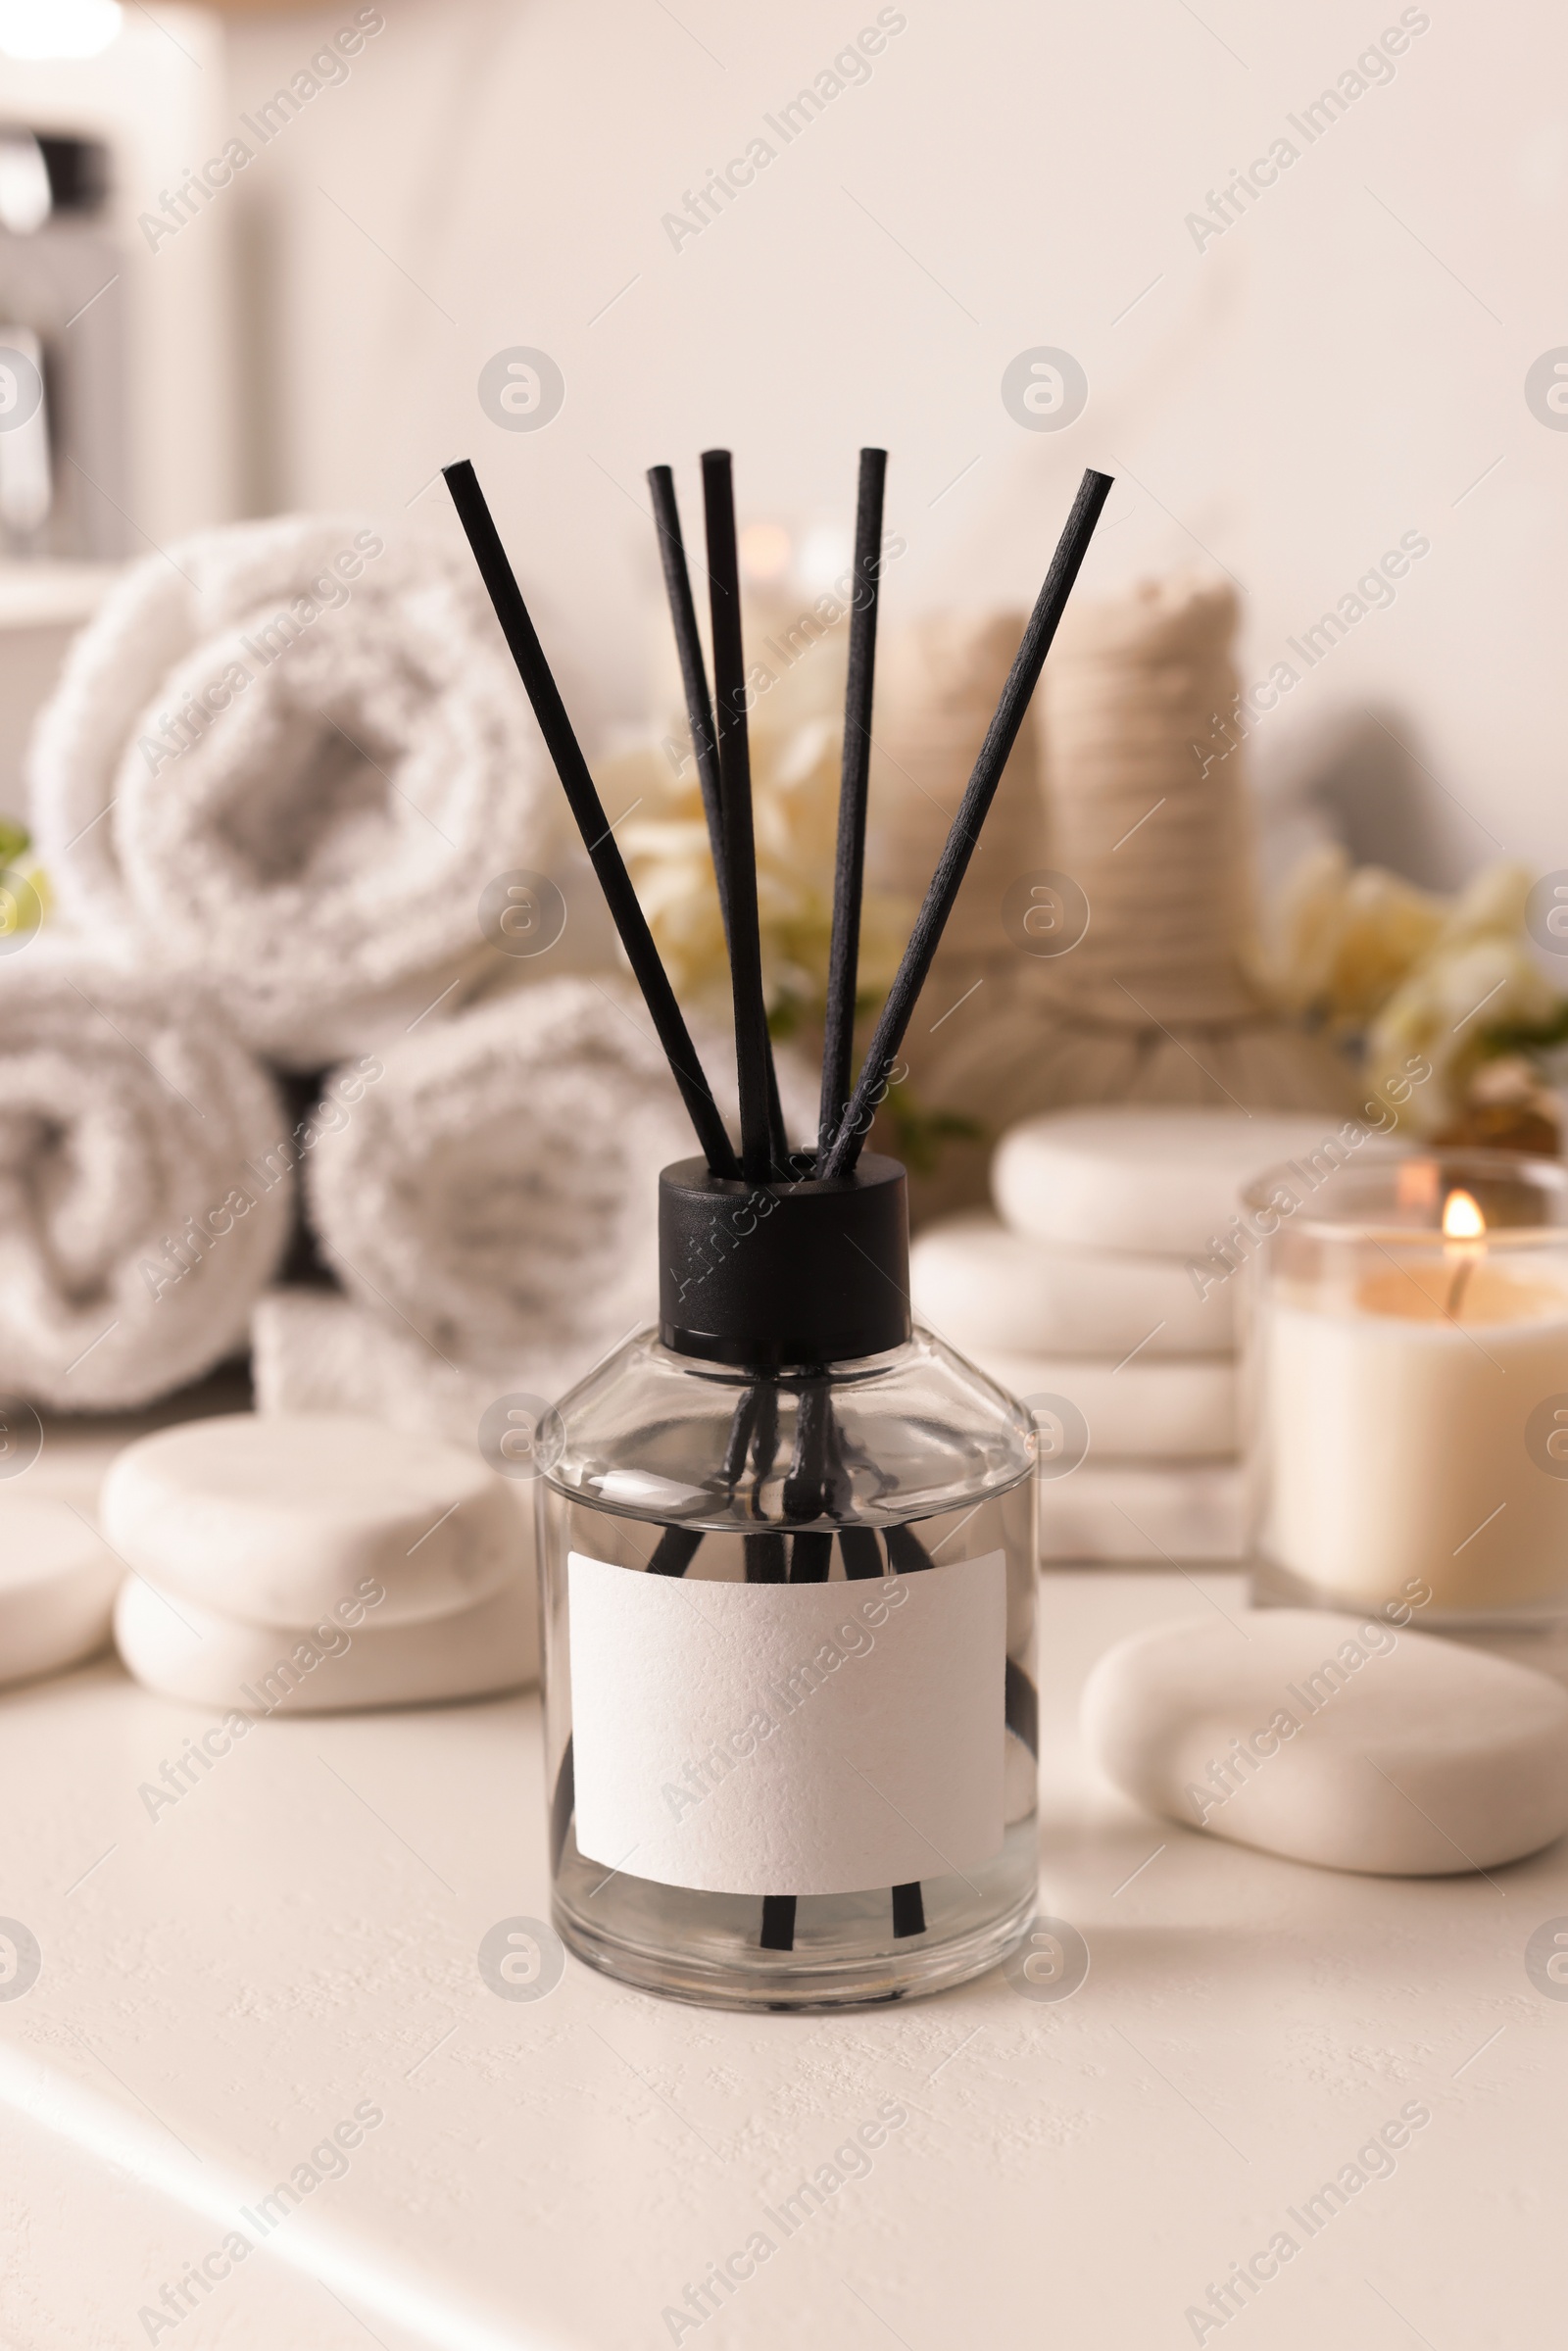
xmin=100 ymin=0 xmax=1568 ymax=884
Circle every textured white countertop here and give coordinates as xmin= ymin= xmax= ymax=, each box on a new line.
xmin=1 ymin=1415 xmax=1564 ymax=2348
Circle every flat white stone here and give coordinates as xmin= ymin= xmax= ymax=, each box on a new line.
xmin=114 ymin=1566 xmax=538 ymax=1712
xmin=1038 ymin=1462 xmax=1243 ymax=1562
xmin=910 ymin=1212 xmax=1234 ymax=1357
xmin=1081 ymin=1607 xmax=1568 ymax=1874
xmin=0 ymin=1494 xmax=119 ymax=1688
xmin=973 ymin=1349 xmax=1236 ymax=1457
xmin=100 ymin=1413 xmax=518 ymax=1629
xmin=993 ymin=1106 xmax=1347 ymax=1256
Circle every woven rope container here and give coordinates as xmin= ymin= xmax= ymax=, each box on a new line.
xmin=865 ymin=611 xmax=1044 ymax=963
xmin=882 ymin=576 xmax=1356 ymax=1220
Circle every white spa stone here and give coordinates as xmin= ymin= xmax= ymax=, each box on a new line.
xmin=114 ymin=1566 xmax=538 ymax=1713
xmin=0 ymin=1495 xmax=120 ymax=1688
xmin=1082 ymin=1608 xmax=1568 ymax=1875
xmin=910 ymin=1212 xmax=1234 ymax=1357
xmin=1037 ymin=1462 xmax=1243 ymax=1562
xmin=101 ymin=1413 xmax=518 ymax=1630
xmin=974 ymin=1349 xmax=1236 ymax=1458
xmin=993 ymin=1106 xmax=1345 ymax=1257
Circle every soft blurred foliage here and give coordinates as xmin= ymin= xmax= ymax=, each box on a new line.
xmin=0 ymin=815 xmax=50 ymax=947
xmin=1253 ymin=847 xmax=1565 ymax=1135
xmin=602 ymin=662 xmax=908 ymax=1038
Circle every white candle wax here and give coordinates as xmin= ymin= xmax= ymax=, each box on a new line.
xmin=1262 ymin=1255 xmax=1568 ymax=1610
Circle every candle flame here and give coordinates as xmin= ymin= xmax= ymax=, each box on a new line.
xmin=1443 ymin=1189 xmax=1485 ymax=1241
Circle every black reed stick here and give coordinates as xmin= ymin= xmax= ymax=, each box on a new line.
xmin=744 ymin=1530 xmax=787 ymax=1583
xmin=885 ymin=1522 xmax=934 ymax=1573
xmin=647 ymin=463 xmax=789 ymax=1162
xmin=891 ymin=1883 xmax=926 ymax=1937
xmin=721 ymin=1387 xmax=760 ymax=1494
xmin=839 ymin=1527 xmax=884 ymax=1579
xmin=782 ymin=1380 xmax=836 ymax=1582
xmin=742 ymin=1376 xmax=785 ymax=1582
xmin=649 ymin=1526 xmax=704 ymax=1577
xmin=816 ymin=447 xmax=887 ymax=1167
xmin=820 ymin=467 xmax=1113 ymax=1178
xmin=760 ymin=1894 xmax=797 ymax=1949
xmin=443 ymin=462 xmax=740 ymax=1179
xmin=701 ymin=449 xmax=788 ymax=1183
xmin=647 ymin=466 xmax=728 ymax=931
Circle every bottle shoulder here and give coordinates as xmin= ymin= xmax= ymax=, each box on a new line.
xmin=545 ymin=1325 xmax=1035 ymax=1532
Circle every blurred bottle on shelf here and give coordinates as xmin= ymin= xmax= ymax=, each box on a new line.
xmin=0 ymin=122 xmax=128 ymax=560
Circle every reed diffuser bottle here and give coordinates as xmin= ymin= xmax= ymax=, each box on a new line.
xmin=540 ymin=1155 xmax=1038 ymax=2006
xmin=445 ymin=439 xmax=1110 ymax=2006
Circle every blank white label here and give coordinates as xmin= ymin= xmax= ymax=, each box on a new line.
xmin=568 ymin=1548 xmax=1007 ymax=1897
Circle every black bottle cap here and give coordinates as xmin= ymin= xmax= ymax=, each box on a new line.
xmin=659 ymin=1151 xmax=910 ymax=1367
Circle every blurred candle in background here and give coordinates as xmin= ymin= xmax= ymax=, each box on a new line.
xmin=1249 ymin=1151 xmax=1568 ymax=1623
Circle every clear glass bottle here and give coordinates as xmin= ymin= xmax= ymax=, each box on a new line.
xmin=537 ymin=1154 xmax=1038 ymax=2009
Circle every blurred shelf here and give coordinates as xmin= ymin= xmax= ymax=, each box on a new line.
xmin=0 ymin=559 xmax=119 ymax=632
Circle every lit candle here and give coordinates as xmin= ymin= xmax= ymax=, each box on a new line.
xmin=1440 ymin=1184 xmax=1485 ymax=1318
xmin=1251 ymin=1157 xmax=1568 ymax=1616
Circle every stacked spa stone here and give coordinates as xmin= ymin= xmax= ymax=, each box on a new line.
xmin=0 ymin=1494 xmax=121 ymax=1691
xmin=105 ymin=1415 xmax=536 ymax=1712
xmin=909 ymin=1108 xmax=1340 ymax=1562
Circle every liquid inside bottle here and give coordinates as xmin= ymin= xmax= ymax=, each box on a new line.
xmin=538 ymin=1328 xmax=1038 ymax=2010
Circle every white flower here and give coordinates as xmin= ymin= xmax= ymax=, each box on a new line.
xmin=601 ymin=712 xmax=908 ymax=1028
xmin=1367 ymin=934 xmax=1558 ymax=1133
xmin=1253 ymin=845 xmax=1447 ymax=1031
xmin=1256 ymin=846 xmax=1564 ymax=1133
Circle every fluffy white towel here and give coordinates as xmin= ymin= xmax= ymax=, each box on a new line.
xmin=0 ymin=953 xmax=292 ymax=1407
xmin=29 ymin=514 xmax=555 ymax=1068
xmin=304 ymin=975 xmax=813 ymax=1371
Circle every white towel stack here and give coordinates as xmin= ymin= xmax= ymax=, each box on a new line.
xmin=0 ymin=952 xmax=294 ymax=1409
xmin=252 ymin=976 xmax=821 ymax=1442
xmin=30 ymin=514 xmax=558 ymax=1069
xmin=21 ymin=514 xmax=816 ymax=1442
xmin=909 ymin=1107 xmax=1347 ymax=1562
xmin=9 ymin=511 xmax=580 ymax=1422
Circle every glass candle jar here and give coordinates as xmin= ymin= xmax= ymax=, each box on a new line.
xmin=1245 ymin=1148 xmax=1568 ymax=1628
xmin=537 ymin=1314 xmax=1038 ymax=2010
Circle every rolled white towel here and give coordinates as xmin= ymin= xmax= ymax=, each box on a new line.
xmin=29 ymin=514 xmax=555 ymax=1068
xmin=305 ymin=976 xmax=815 ymax=1371
xmin=0 ymin=954 xmax=292 ymax=1408
xmin=910 ymin=1211 xmax=1236 ymax=1358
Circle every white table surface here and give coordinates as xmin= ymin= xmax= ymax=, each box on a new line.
xmin=2 ymin=1411 xmax=1565 ymax=2351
